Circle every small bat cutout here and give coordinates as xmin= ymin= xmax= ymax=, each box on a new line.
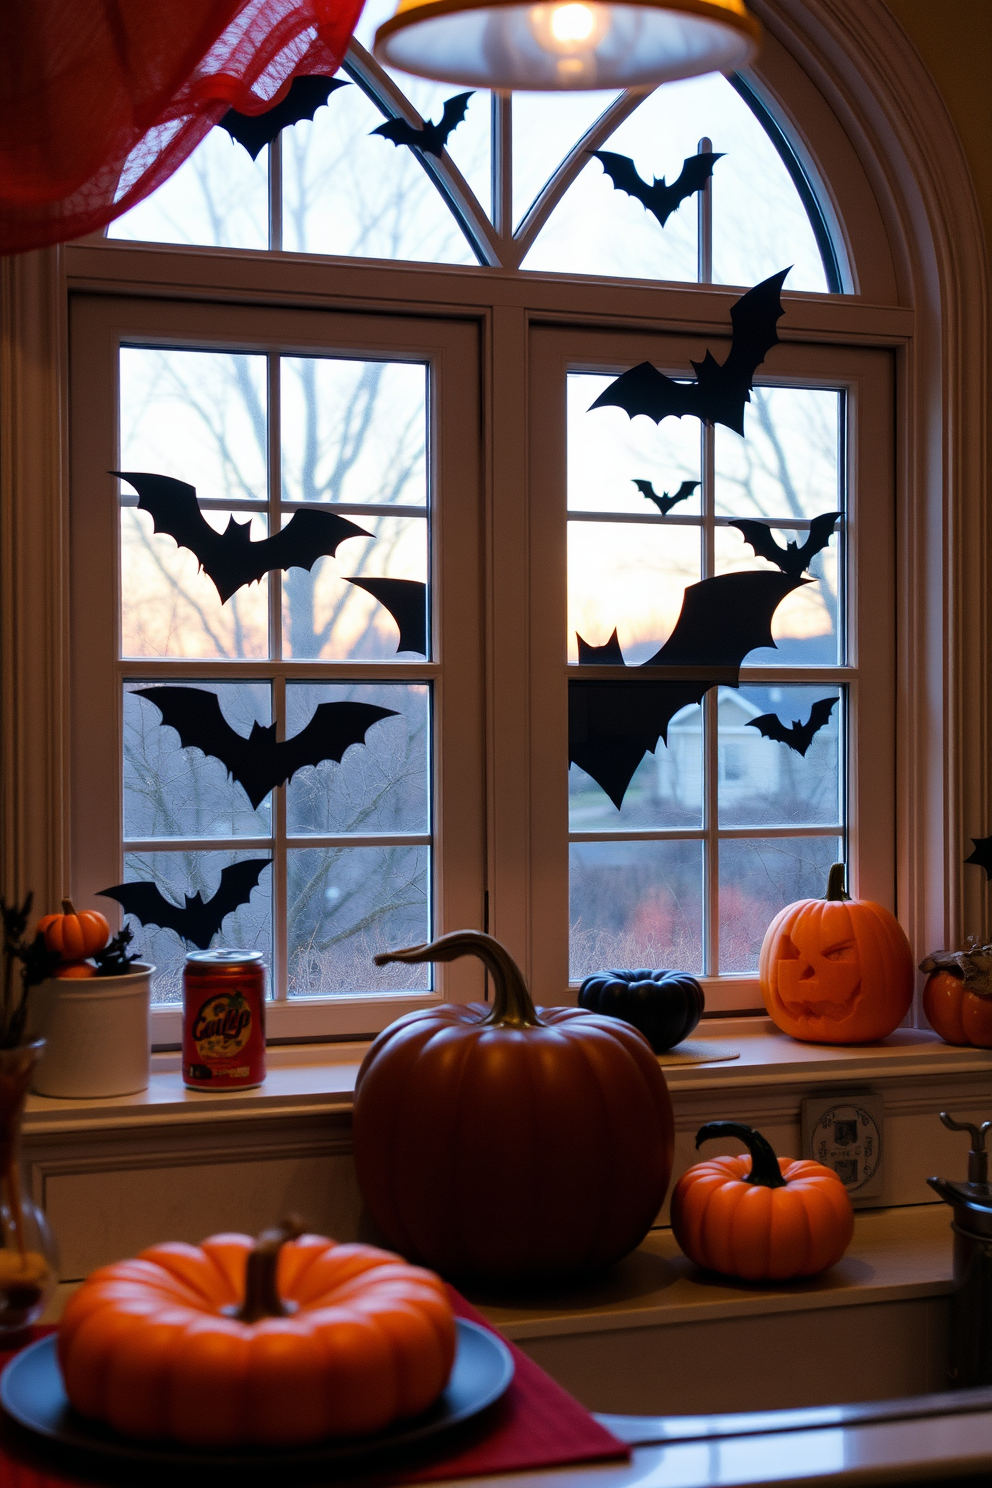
xmin=136 ymin=687 xmax=398 ymax=809
xmin=99 ymin=859 xmax=271 ymax=949
xmin=346 ymin=577 xmax=428 ymax=655
xmin=590 ymin=149 xmax=723 ymax=228
xmin=633 ymin=479 xmax=699 ymax=517
xmin=116 ymin=472 xmax=371 ymax=605
xmin=747 ymin=697 xmax=838 ymax=757
xmin=965 ymin=837 xmax=992 ymax=880
xmin=731 ymin=511 xmax=841 ymax=578
xmin=569 ymin=570 xmax=804 ymax=808
xmin=590 ymin=269 xmax=790 ymax=436
xmin=219 ymin=77 xmax=350 ymax=160
xmin=371 ymin=92 xmax=473 ymax=157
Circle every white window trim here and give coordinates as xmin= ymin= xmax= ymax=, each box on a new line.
xmin=1 ymin=0 xmax=987 ymax=1044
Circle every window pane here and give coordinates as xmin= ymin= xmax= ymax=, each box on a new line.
xmin=569 ymin=374 xmax=701 ymax=516
xmin=124 ymin=683 xmax=272 ymax=836
xmin=119 ymin=851 xmax=273 ymax=1005
xmin=512 ymin=91 xmax=622 ymax=228
xmin=288 ymin=845 xmax=430 ymax=994
xmin=570 ymin=700 xmax=703 ymax=829
xmin=286 ymin=683 xmax=429 ymax=834
xmin=568 ymin=523 xmax=700 ymax=663
xmin=280 ymin=357 xmax=427 ymax=506
xmin=570 ymin=839 xmax=703 ymax=980
xmin=719 ymin=836 xmax=841 ymax=973
xmin=109 ymin=131 xmax=268 ymax=250
xmin=715 ymin=388 xmax=841 ymax=519
xmin=120 ymin=349 xmax=267 ymax=501
xmin=715 ymin=524 xmax=840 ymax=666
xmin=718 ymin=686 xmax=841 ymax=827
xmin=281 ymin=79 xmax=475 ymax=264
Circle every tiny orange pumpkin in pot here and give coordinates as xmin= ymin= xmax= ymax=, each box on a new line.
xmin=759 ymin=863 xmax=913 ymax=1044
xmin=36 ymin=899 xmax=109 ymax=962
xmin=920 ymin=941 xmax=992 ymax=1048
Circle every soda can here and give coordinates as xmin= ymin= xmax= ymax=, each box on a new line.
xmin=183 ymin=950 xmax=266 ymax=1090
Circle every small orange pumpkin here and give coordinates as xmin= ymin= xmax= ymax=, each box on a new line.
xmin=759 ymin=863 xmax=913 ymax=1044
xmin=58 ymin=1224 xmax=456 ymax=1447
xmin=920 ymin=948 xmax=992 ymax=1048
xmin=55 ymin=961 xmax=98 ymax=979
xmin=671 ymin=1121 xmax=854 ymax=1281
xmin=37 ymin=899 xmax=109 ymax=961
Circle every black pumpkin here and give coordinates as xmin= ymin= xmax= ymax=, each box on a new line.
xmin=578 ymin=968 xmax=705 ymax=1052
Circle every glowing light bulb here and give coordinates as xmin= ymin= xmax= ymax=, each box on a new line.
xmin=549 ymin=3 xmax=595 ymax=43
xmin=528 ymin=0 xmax=609 ymax=58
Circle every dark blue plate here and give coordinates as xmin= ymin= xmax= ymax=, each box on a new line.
xmin=0 ymin=1317 xmax=513 ymax=1471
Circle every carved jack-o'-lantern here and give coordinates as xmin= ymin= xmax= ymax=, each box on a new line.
xmin=759 ymin=863 xmax=913 ymax=1044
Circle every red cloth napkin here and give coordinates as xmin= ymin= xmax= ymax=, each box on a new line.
xmin=0 ymin=1301 xmax=627 ymax=1485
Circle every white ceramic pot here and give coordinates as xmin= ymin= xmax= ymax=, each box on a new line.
xmin=27 ymin=964 xmax=154 ymax=1098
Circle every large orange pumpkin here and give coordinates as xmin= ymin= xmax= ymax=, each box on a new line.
xmin=37 ymin=899 xmax=109 ymax=961
xmin=759 ymin=863 xmax=913 ymax=1043
xmin=58 ymin=1224 xmax=456 ymax=1447
xmin=920 ymin=947 xmax=992 ymax=1048
xmin=671 ymin=1121 xmax=854 ymax=1280
xmin=353 ymin=931 xmax=674 ymax=1285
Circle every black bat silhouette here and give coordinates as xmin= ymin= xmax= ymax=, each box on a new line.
xmin=589 ymin=149 xmax=723 ymax=228
xmin=116 ymin=472 xmax=371 ymax=605
xmin=218 ymin=77 xmax=350 ymax=160
xmin=569 ymin=570 xmax=804 ymax=808
xmin=135 ymin=686 xmax=398 ymax=809
xmin=98 ymin=859 xmax=271 ymax=950
xmin=747 ymin=696 xmax=838 ymax=757
xmin=633 ymin=478 xmax=699 ymax=517
xmin=965 ymin=837 xmax=992 ymax=879
xmin=589 ymin=269 xmax=790 ymax=437
xmin=370 ymin=92 xmax=473 ymax=157
xmin=731 ymin=511 xmax=841 ymax=578
xmin=346 ymin=577 xmax=427 ymax=656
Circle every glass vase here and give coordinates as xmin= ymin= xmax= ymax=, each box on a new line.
xmin=0 ymin=1040 xmax=58 ymax=1337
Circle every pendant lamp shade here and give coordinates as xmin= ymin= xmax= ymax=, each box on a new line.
xmin=374 ymin=0 xmax=760 ymax=90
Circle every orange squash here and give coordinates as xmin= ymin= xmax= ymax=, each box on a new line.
xmin=37 ymin=900 xmax=109 ymax=962
xmin=671 ymin=1121 xmax=854 ymax=1281
xmin=920 ymin=954 xmax=992 ymax=1048
xmin=759 ymin=863 xmax=913 ymax=1044
xmin=58 ymin=1224 xmax=456 ymax=1447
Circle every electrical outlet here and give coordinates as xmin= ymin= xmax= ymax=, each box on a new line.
xmin=801 ymin=1090 xmax=885 ymax=1206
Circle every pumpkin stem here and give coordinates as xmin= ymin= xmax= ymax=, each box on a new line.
xmin=695 ymin=1121 xmax=787 ymax=1189
xmin=60 ymin=900 xmax=76 ymax=916
xmin=824 ymin=863 xmax=851 ymax=902
xmin=236 ymin=1217 xmax=304 ymax=1322
xmin=374 ymin=931 xmax=542 ymax=1029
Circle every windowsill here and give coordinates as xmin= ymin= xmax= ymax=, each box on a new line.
xmin=22 ymin=1018 xmax=992 ymax=1136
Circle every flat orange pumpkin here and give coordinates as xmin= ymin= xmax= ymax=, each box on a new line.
xmin=58 ymin=1225 xmax=456 ymax=1447
xmin=759 ymin=863 xmax=913 ymax=1044
xmin=922 ymin=970 xmax=992 ymax=1048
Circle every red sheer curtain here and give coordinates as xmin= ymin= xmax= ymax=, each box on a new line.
xmin=1 ymin=0 xmax=366 ymax=255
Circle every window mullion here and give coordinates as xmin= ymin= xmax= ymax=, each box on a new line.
xmin=268 ymin=352 xmax=287 ymax=1002
xmin=268 ymin=138 xmax=282 ymax=252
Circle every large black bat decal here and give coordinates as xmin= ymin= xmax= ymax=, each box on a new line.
xmin=135 ymin=686 xmax=398 ymax=809
xmin=747 ymin=696 xmax=838 ymax=757
xmin=116 ymin=472 xmax=371 ymax=605
xmin=633 ymin=478 xmax=699 ymax=517
xmin=589 ymin=149 xmax=723 ymax=228
xmin=346 ymin=577 xmax=428 ymax=656
xmin=371 ymin=92 xmax=473 ymax=157
xmin=731 ymin=511 xmax=841 ymax=578
xmin=569 ymin=571 xmax=804 ymax=808
xmin=99 ymin=859 xmax=271 ymax=950
xmin=589 ymin=269 xmax=790 ymax=436
xmin=218 ymin=77 xmax=350 ymax=161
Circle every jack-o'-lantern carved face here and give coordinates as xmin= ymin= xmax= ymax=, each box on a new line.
xmin=759 ymin=865 xmax=914 ymax=1045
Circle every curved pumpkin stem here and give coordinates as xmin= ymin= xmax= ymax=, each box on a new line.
xmin=696 ymin=1121 xmax=787 ymax=1190
xmin=824 ymin=863 xmax=851 ymax=902
xmin=375 ymin=930 xmax=542 ymax=1029
xmin=61 ymin=899 xmax=76 ymax=916
xmin=236 ymin=1217 xmax=304 ymax=1322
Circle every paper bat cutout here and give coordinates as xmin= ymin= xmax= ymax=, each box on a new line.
xmin=370 ymin=92 xmax=473 ymax=157
xmin=589 ymin=149 xmax=723 ymax=228
xmin=115 ymin=472 xmax=371 ymax=605
xmin=346 ymin=577 xmax=428 ymax=656
xmin=590 ymin=269 xmax=790 ymax=437
xmin=746 ymin=696 xmax=838 ymax=757
xmin=135 ymin=686 xmax=397 ymax=809
xmin=99 ymin=859 xmax=271 ymax=950
xmin=569 ymin=571 xmax=804 ymax=808
xmin=218 ymin=77 xmax=350 ymax=160
xmin=965 ymin=837 xmax=992 ymax=879
xmin=731 ymin=511 xmax=841 ymax=578
xmin=633 ymin=478 xmax=699 ymax=517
